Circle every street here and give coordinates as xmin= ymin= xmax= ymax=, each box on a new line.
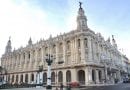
xmin=81 ymin=83 xmax=130 ymax=90
xmin=1 ymin=83 xmax=130 ymax=90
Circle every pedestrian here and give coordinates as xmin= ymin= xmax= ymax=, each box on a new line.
xmin=60 ymin=83 xmax=63 ymax=90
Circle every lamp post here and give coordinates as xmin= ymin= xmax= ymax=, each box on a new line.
xmin=45 ymin=54 xmax=53 ymax=90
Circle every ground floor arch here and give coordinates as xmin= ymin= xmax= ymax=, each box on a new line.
xmin=43 ymin=72 xmax=47 ymax=85
xmin=58 ymin=71 xmax=63 ymax=83
xmin=78 ymin=70 xmax=85 ymax=85
xmin=66 ymin=70 xmax=71 ymax=83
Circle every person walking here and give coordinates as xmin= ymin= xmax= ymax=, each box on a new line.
xmin=60 ymin=83 xmax=63 ymax=90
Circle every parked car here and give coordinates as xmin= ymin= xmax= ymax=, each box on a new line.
xmin=123 ymin=78 xmax=130 ymax=83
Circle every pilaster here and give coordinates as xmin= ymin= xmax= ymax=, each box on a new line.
xmin=56 ymin=43 xmax=59 ymax=63
xmin=63 ymin=70 xmax=66 ymax=85
xmin=80 ymin=37 xmax=85 ymax=63
xmin=88 ymin=37 xmax=92 ymax=62
xmin=71 ymin=69 xmax=77 ymax=82
xmin=63 ymin=41 xmax=66 ymax=64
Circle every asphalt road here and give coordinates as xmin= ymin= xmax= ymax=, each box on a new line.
xmin=82 ymin=83 xmax=130 ymax=90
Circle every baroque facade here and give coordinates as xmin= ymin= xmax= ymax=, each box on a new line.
xmin=1 ymin=3 xmax=129 ymax=86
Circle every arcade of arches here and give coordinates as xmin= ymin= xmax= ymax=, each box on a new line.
xmin=5 ymin=67 xmax=105 ymax=85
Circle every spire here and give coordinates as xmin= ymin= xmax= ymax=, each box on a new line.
xmin=107 ymin=37 xmax=110 ymax=43
xmin=28 ymin=37 xmax=32 ymax=45
xmin=77 ymin=2 xmax=88 ymax=31
xmin=112 ymin=35 xmax=117 ymax=48
xmin=5 ymin=37 xmax=12 ymax=54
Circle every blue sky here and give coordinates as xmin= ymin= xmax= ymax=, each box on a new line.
xmin=0 ymin=0 xmax=130 ymax=60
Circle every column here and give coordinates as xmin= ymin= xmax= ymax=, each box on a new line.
xmin=96 ymin=70 xmax=99 ymax=84
xmin=101 ymin=69 xmax=105 ymax=83
xmin=71 ymin=69 xmax=77 ymax=82
xmin=18 ymin=74 xmax=20 ymax=84
xmin=23 ymin=73 xmax=25 ymax=83
xmin=63 ymin=70 xmax=66 ymax=85
xmin=104 ymin=66 xmax=108 ymax=83
xmin=34 ymin=72 xmax=37 ymax=84
xmin=88 ymin=67 xmax=92 ymax=84
xmin=28 ymin=73 xmax=31 ymax=84
xmin=85 ymin=67 xmax=89 ymax=85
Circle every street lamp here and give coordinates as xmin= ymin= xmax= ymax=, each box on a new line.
xmin=45 ymin=54 xmax=53 ymax=90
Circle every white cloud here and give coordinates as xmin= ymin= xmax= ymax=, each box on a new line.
xmin=0 ymin=0 xmax=62 ymax=59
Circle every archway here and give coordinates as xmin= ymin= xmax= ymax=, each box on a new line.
xmin=43 ymin=72 xmax=47 ymax=85
xmin=51 ymin=72 xmax=55 ymax=84
xmin=8 ymin=75 xmax=10 ymax=83
xmin=25 ymin=74 xmax=28 ymax=83
xmin=58 ymin=71 xmax=63 ymax=83
xmin=31 ymin=73 xmax=34 ymax=82
xmin=16 ymin=75 xmax=18 ymax=83
xmin=98 ymin=70 xmax=102 ymax=82
xmin=66 ymin=70 xmax=71 ymax=83
xmin=92 ymin=69 xmax=96 ymax=83
xmin=78 ymin=70 xmax=85 ymax=85
xmin=20 ymin=74 xmax=23 ymax=83
xmin=12 ymin=75 xmax=14 ymax=83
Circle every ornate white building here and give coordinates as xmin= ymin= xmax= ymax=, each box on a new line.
xmin=0 ymin=3 xmax=129 ymax=86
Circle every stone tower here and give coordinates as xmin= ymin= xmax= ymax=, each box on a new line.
xmin=5 ymin=37 xmax=12 ymax=54
xmin=28 ymin=37 xmax=32 ymax=45
xmin=77 ymin=2 xmax=88 ymax=31
xmin=112 ymin=35 xmax=117 ymax=48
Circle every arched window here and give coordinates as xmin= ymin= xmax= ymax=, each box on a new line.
xmin=28 ymin=52 xmax=30 ymax=59
xmin=67 ymin=41 xmax=70 ymax=50
xmin=20 ymin=74 xmax=23 ymax=83
xmin=31 ymin=73 xmax=34 ymax=81
xmin=45 ymin=47 xmax=48 ymax=54
xmin=23 ymin=53 xmax=25 ymax=60
xmin=25 ymin=74 xmax=28 ymax=83
xmin=43 ymin=73 xmax=47 ymax=85
xmin=16 ymin=75 xmax=18 ymax=83
xmin=8 ymin=75 xmax=10 ymax=82
xmin=66 ymin=70 xmax=71 ymax=83
xmin=78 ymin=39 xmax=80 ymax=48
xmin=84 ymin=38 xmax=88 ymax=48
xmin=12 ymin=75 xmax=14 ymax=82
xmin=59 ymin=43 xmax=63 ymax=53
xmin=38 ymin=48 xmax=41 ymax=57
xmin=98 ymin=70 xmax=102 ymax=82
xmin=78 ymin=70 xmax=85 ymax=85
xmin=58 ymin=71 xmax=63 ymax=83
xmin=92 ymin=70 xmax=96 ymax=82
xmin=53 ymin=45 xmax=56 ymax=53
xmin=51 ymin=72 xmax=55 ymax=84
